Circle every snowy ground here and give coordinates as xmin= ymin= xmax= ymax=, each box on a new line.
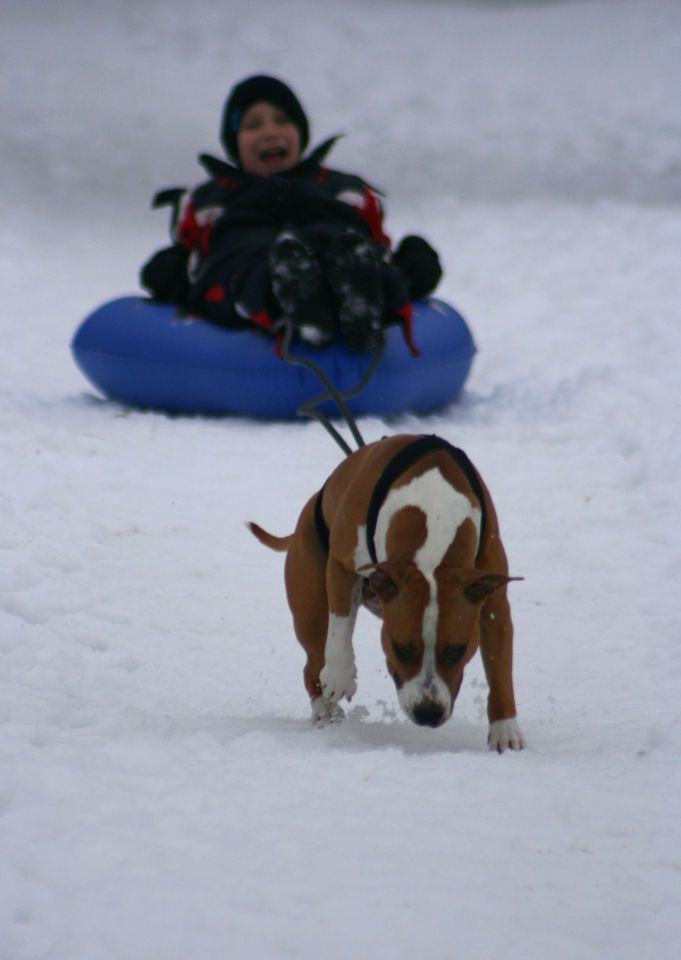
xmin=2 ymin=1 xmax=681 ymax=958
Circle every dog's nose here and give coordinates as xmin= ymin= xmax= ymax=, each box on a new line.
xmin=412 ymin=700 xmax=446 ymax=728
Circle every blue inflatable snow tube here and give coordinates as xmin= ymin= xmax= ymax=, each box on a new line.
xmin=71 ymin=296 xmax=476 ymax=418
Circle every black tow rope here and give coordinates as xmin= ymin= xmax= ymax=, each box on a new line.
xmin=279 ymin=320 xmax=385 ymax=457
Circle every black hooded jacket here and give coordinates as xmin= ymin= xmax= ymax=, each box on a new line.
xmin=141 ymin=137 xmax=441 ymax=347
xmin=141 ymin=137 xmax=391 ymax=321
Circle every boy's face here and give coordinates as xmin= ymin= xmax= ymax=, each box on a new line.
xmin=237 ymin=101 xmax=302 ymax=176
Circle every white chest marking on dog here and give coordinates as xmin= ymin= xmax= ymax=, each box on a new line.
xmin=374 ymin=468 xmax=482 ymax=715
xmin=374 ymin=467 xmax=481 ymax=569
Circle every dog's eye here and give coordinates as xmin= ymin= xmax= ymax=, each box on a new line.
xmin=441 ymin=644 xmax=467 ymax=666
xmin=392 ymin=642 xmax=419 ymax=666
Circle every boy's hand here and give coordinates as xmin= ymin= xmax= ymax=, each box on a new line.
xmin=392 ymin=235 xmax=442 ymax=300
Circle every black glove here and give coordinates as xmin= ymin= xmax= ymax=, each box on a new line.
xmin=380 ymin=261 xmax=411 ymax=322
xmin=140 ymin=244 xmax=190 ymax=305
xmin=392 ymin=234 xmax=442 ymax=301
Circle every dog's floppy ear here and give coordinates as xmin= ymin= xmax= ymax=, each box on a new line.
xmin=463 ymin=572 xmax=523 ymax=605
xmin=358 ymin=563 xmax=400 ymax=603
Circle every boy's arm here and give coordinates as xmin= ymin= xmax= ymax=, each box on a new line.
xmin=140 ymin=243 xmax=190 ymax=304
xmin=175 ymin=195 xmax=224 ymax=260
xmin=336 ymin=185 xmax=391 ymax=246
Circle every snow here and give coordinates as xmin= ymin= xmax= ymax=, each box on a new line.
xmin=2 ymin=0 xmax=681 ymax=957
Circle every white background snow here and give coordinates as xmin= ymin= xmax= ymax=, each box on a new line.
xmin=2 ymin=1 xmax=680 ymax=957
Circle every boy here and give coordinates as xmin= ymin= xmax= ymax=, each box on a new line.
xmin=141 ymin=74 xmax=441 ymax=352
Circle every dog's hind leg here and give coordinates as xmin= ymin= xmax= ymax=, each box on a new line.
xmin=282 ymin=499 xmax=336 ymax=720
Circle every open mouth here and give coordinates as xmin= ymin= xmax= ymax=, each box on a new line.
xmin=259 ymin=147 xmax=288 ymax=163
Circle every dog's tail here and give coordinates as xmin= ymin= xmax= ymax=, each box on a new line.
xmin=247 ymin=521 xmax=294 ymax=553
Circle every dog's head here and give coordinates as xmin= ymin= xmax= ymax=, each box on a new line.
xmin=362 ymin=562 xmax=516 ymax=727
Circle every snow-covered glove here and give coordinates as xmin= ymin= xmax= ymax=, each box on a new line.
xmin=392 ymin=234 xmax=442 ymax=301
xmin=140 ymin=243 xmax=190 ymax=305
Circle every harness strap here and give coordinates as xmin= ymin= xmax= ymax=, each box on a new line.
xmin=313 ymin=435 xmax=487 ymax=562
xmin=365 ymin=435 xmax=487 ymax=564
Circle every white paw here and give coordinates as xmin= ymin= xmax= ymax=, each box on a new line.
xmin=319 ymin=657 xmax=357 ymax=704
xmin=311 ymin=698 xmax=346 ymax=727
xmin=488 ymin=717 xmax=526 ymax=753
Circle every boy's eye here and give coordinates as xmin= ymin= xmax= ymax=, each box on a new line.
xmin=441 ymin=644 xmax=467 ymax=666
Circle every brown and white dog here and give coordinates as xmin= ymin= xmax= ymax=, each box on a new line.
xmin=249 ymin=434 xmax=525 ymax=752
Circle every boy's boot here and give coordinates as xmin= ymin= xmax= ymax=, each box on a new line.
xmin=324 ymin=231 xmax=384 ymax=352
xmin=269 ymin=232 xmax=335 ymax=347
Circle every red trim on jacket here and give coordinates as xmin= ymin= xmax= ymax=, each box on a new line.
xmin=249 ymin=310 xmax=274 ymax=331
xmin=359 ymin=186 xmax=391 ymax=245
xmin=177 ymin=201 xmax=214 ymax=258
xmin=204 ymin=284 xmax=225 ymax=302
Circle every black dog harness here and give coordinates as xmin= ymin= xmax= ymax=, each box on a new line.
xmin=313 ymin=435 xmax=487 ymax=562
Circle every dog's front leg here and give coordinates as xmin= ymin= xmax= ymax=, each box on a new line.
xmin=312 ymin=560 xmax=361 ymax=726
xmin=479 ymin=591 xmax=526 ymax=753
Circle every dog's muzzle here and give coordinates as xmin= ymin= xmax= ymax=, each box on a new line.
xmin=400 ymin=672 xmax=456 ymax=728
xmin=410 ymin=698 xmax=450 ymax=728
